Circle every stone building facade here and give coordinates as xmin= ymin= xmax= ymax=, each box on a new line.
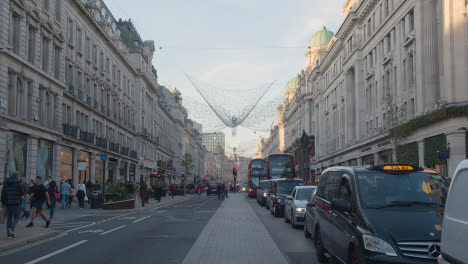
xmin=0 ymin=0 xmax=206 ymax=185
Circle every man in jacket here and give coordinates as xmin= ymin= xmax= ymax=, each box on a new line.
xmin=26 ymin=176 xmax=51 ymax=228
xmin=1 ymin=172 xmax=24 ymax=238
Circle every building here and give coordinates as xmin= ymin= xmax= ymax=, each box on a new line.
xmin=201 ymin=132 xmax=225 ymax=154
xmin=272 ymin=0 xmax=468 ymax=178
xmin=0 ymin=0 xmax=206 ymax=186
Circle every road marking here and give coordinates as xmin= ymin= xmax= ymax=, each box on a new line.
xmin=78 ymin=229 xmax=104 ymax=234
xmin=117 ymin=217 xmax=136 ymax=220
xmin=156 ymin=210 xmax=167 ymax=214
xmin=24 ymin=240 xmax=87 ymax=264
xmin=65 ymin=222 xmax=97 ymax=232
xmin=144 ymin=235 xmax=169 ymax=238
xmin=192 ymin=202 xmax=207 ymax=210
xmin=100 ymin=225 xmax=126 ymax=236
xmin=150 ymin=197 xmax=194 ymax=211
xmin=132 ymin=216 xmax=151 ymax=223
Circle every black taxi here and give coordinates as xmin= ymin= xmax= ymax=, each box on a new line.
xmin=313 ymin=164 xmax=449 ymax=264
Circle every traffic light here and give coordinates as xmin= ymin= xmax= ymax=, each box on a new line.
xmin=202 ymin=177 xmax=205 ymax=182
xmin=233 ymin=168 xmax=237 ymax=177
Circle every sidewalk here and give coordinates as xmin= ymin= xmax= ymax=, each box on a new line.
xmin=0 ymin=194 xmax=193 ymax=253
xmin=182 ymin=193 xmax=288 ymax=264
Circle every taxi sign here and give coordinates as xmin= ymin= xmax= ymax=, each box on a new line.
xmin=382 ymin=165 xmax=414 ymax=171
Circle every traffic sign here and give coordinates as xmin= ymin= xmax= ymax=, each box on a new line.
xmin=100 ymin=153 xmax=108 ymax=160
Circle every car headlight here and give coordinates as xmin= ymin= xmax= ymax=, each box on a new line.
xmin=263 ymin=193 xmax=267 ymax=197
xmin=296 ymin=208 xmax=306 ymax=212
xmin=362 ymin=235 xmax=397 ymax=256
xmin=276 ymin=198 xmax=282 ymax=203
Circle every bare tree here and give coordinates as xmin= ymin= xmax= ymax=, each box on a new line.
xmin=380 ymin=94 xmax=407 ymax=162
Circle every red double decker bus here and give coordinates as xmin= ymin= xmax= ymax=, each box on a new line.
xmin=247 ymin=159 xmax=267 ymax=198
xmin=263 ymin=153 xmax=296 ymax=179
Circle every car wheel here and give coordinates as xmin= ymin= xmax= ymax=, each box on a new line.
xmin=304 ymin=217 xmax=311 ymax=238
xmin=314 ymin=227 xmax=327 ymax=263
xmin=349 ymin=247 xmax=365 ymax=264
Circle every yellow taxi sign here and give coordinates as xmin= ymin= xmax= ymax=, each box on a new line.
xmin=382 ymin=165 xmax=414 ymax=171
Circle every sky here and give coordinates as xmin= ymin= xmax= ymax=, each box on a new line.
xmin=106 ymin=0 xmax=345 ymax=157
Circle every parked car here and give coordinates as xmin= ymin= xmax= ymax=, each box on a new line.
xmin=304 ymin=189 xmax=317 ymax=238
xmin=285 ymin=186 xmax=316 ymax=228
xmin=257 ymin=180 xmax=270 ymax=206
xmin=313 ymin=164 xmax=449 ymax=264
xmin=438 ymin=160 xmax=468 ymax=264
xmin=267 ymin=178 xmax=304 ymax=217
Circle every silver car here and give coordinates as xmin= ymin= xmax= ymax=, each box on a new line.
xmin=284 ymin=186 xmax=316 ymax=228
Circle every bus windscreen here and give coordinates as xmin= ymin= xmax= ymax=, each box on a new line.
xmin=269 ymin=155 xmax=294 ymax=178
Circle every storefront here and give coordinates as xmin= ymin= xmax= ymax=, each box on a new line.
xmin=95 ymin=158 xmax=103 ymax=184
xmin=78 ymin=151 xmax=90 ymax=183
xmin=36 ymin=139 xmax=54 ymax=181
xmin=129 ymin=164 xmax=136 ymax=183
xmin=362 ymin=154 xmax=375 ymax=166
xmin=119 ymin=161 xmax=127 ymax=182
xmin=5 ymin=131 xmax=28 ymax=179
xmin=108 ymin=158 xmax=117 ymax=183
xmin=60 ymin=146 xmax=73 ymax=183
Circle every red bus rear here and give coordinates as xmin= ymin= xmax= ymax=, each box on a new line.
xmin=263 ymin=153 xmax=296 ymax=179
xmin=248 ymin=159 xmax=267 ymax=198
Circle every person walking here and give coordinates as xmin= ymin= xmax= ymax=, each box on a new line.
xmin=170 ymin=184 xmax=176 ymax=199
xmin=76 ymin=181 xmax=87 ymax=209
xmin=68 ymin=179 xmax=75 ymax=208
xmin=26 ymin=177 xmax=51 ymax=228
xmin=46 ymin=181 xmax=58 ymax=220
xmin=44 ymin=176 xmax=52 ymax=189
xmin=86 ymin=180 xmax=92 ymax=206
xmin=155 ymin=182 xmax=162 ymax=202
xmin=140 ymin=182 xmax=149 ymax=207
xmin=60 ymin=180 xmax=71 ymax=208
xmin=1 ymin=172 xmax=24 ymax=238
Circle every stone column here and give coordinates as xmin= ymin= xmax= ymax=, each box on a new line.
xmin=126 ymin=162 xmax=130 ymax=182
xmin=373 ymin=153 xmax=380 ymax=166
xmin=115 ymin=159 xmax=121 ymax=182
xmin=27 ymin=135 xmax=39 ymax=181
xmin=73 ymin=148 xmax=80 ymax=186
xmin=357 ymin=157 xmax=363 ymax=166
xmin=52 ymin=143 xmax=61 ymax=182
xmin=0 ymin=125 xmax=8 ymax=179
xmin=446 ymin=130 xmax=467 ymax=178
xmin=418 ymin=140 xmax=425 ymax=167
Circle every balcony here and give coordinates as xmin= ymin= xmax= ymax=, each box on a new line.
xmin=100 ymin=105 xmax=105 ymax=114
xmin=95 ymin=137 xmax=107 ymax=148
xmin=62 ymin=123 xmax=78 ymax=138
xmin=94 ymin=100 xmax=99 ymax=109
xmin=106 ymin=108 xmax=111 ymax=117
xmin=67 ymin=84 xmax=74 ymax=95
xmin=109 ymin=142 xmax=120 ymax=152
xmin=77 ymin=89 xmax=83 ymax=101
xmin=130 ymin=150 xmax=138 ymax=159
xmin=87 ymin=96 xmax=92 ymax=105
xmin=120 ymin=146 xmax=130 ymax=156
xmin=80 ymin=130 xmax=95 ymax=144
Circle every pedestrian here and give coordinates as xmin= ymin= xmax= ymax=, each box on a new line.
xmin=21 ymin=177 xmax=29 ymax=195
xmin=170 ymin=184 xmax=176 ymax=199
xmin=76 ymin=181 xmax=87 ymax=209
xmin=21 ymin=194 xmax=30 ymax=219
xmin=44 ymin=176 xmax=52 ymax=189
xmin=60 ymin=180 xmax=71 ymax=208
xmin=68 ymin=179 xmax=75 ymax=208
xmin=46 ymin=181 xmax=59 ymax=220
xmin=140 ymin=182 xmax=148 ymax=207
xmin=217 ymin=183 xmax=222 ymax=199
xmin=155 ymin=182 xmax=162 ymax=202
xmin=1 ymin=172 xmax=24 ymax=238
xmin=26 ymin=176 xmax=51 ymax=228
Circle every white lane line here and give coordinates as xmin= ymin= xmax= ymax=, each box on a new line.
xmin=150 ymin=197 xmax=194 ymax=211
xmin=97 ymin=212 xmax=135 ymax=223
xmin=156 ymin=210 xmax=167 ymax=214
xmin=24 ymin=240 xmax=88 ymax=264
xmin=65 ymin=222 xmax=97 ymax=232
xmin=192 ymin=202 xmax=207 ymax=210
xmin=99 ymin=225 xmax=126 ymax=236
xmin=132 ymin=216 xmax=151 ymax=223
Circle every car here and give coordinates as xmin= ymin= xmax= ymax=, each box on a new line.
xmin=256 ymin=180 xmax=270 ymax=206
xmin=313 ymin=164 xmax=449 ymax=264
xmin=438 ymin=160 xmax=468 ymax=264
xmin=206 ymin=182 xmax=218 ymax=195
xmin=241 ymin=184 xmax=248 ymax=192
xmin=304 ymin=188 xmax=317 ymax=238
xmin=285 ymin=185 xmax=316 ymax=228
xmin=266 ymin=178 xmax=304 ymax=217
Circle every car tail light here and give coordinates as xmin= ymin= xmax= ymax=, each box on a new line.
xmin=206 ymin=187 xmax=209 ymax=190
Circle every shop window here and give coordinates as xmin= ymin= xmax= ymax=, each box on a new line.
xmin=36 ymin=139 xmax=53 ymax=181
xmin=60 ymin=146 xmax=73 ymax=183
xmin=397 ymin=142 xmax=418 ymax=166
xmin=424 ymin=134 xmax=447 ymax=176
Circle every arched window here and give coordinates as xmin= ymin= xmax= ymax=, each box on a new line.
xmin=47 ymin=92 xmax=54 ymax=128
xmin=17 ymin=77 xmax=24 ymax=118
xmin=27 ymin=82 xmax=32 ymax=120
xmin=39 ymin=87 xmax=45 ymax=126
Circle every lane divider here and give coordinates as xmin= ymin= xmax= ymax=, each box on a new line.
xmin=132 ymin=216 xmax=151 ymax=223
xmin=99 ymin=225 xmax=126 ymax=236
xmin=24 ymin=240 xmax=87 ymax=264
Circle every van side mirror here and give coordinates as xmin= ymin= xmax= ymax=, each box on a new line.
xmin=331 ymin=199 xmax=352 ymax=213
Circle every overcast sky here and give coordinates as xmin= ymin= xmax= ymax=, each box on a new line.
xmin=106 ymin=0 xmax=345 ymax=157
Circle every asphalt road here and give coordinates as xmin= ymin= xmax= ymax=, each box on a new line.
xmin=1 ymin=195 xmax=221 ymax=264
xmin=246 ymin=196 xmax=320 ymax=264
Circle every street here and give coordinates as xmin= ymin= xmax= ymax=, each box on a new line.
xmin=0 ymin=193 xmax=320 ymax=264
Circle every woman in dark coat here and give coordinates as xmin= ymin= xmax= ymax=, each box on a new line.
xmin=139 ymin=182 xmax=149 ymax=207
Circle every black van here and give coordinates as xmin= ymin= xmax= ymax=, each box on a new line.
xmin=267 ymin=178 xmax=303 ymax=217
xmin=313 ymin=165 xmax=449 ymax=264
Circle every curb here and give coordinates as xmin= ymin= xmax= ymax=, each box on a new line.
xmin=0 ymin=230 xmax=62 ymax=253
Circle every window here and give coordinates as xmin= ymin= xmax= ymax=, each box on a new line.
xmin=92 ymin=44 xmax=97 ymax=65
xmin=339 ymin=181 xmax=352 ymax=203
xmin=367 ymin=18 xmax=371 ymax=37
xmin=67 ymin=19 xmax=73 ymax=44
xmin=384 ymin=0 xmax=389 ymax=17
xmin=43 ymin=0 xmax=49 ymax=12
xmin=408 ymin=54 xmax=414 ymax=85
xmin=77 ymin=28 xmax=82 ymax=52
xmin=10 ymin=13 xmax=20 ymax=54
xmin=409 ymin=98 xmax=415 ymax=119
xmin=41 ymin=36 xmax=50 ymax=72
xmin=409 ymin=10 xmax=414 ymax=32
xmin=54 ymin=45 xmax=61 ymax=79
xmin=379 ymin=4 xmax=383 ymax=25
xmin=55 ymin=0 xmax=61 ymax=21
xmin=85 ymin=37 xmax=90 ymax=59
xmin=386 ymin=34 xmax=391 ymax=52
xmin=99 ymin=52 xmax=104 ymax=71
xmin=402 ymin=59 xmax=407 ymax=89
xmin=401 ymin=19 xmax=406 ymax=41
xmin=369 ymin=51 xmax=373 ymax=68
xmin=27 ymin=25 xmax=36 ymax=64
